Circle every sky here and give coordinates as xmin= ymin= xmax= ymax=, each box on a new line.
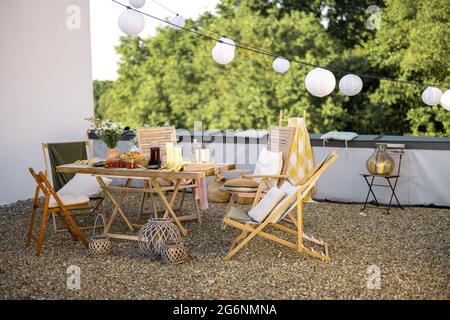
xmin=90 ymin=0 xmax=220 ymax=80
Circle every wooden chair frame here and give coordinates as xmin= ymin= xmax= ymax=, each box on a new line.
xmin=26 ymin=168 xmax=89 ymax=256
xmin=135 ymin=126 xmax=194 ymax=221
xmin=223 ymin=152 xmax=337 ymax=261
xmin=221 ymin=125 xmax=296 ymax=230
xmin=42 ymin=141 xmax=104 ymax=233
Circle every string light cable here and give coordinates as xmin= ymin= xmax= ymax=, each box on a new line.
xmin=111 ymin=0 xmax=450 ymax=108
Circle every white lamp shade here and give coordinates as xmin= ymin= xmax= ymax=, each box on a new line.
xmin=168 ymin=15 xmax=185 ymax=29
xmin=440 ymin=89 xmax=450 ymax=111
xmin=339 ymin=74 xmax=363 ymax=96
xmin=272 ymin=57 xmax=290 ymax=74
xmin=129 ymin=0 xmax=145 ymax=9
xmin=305 ymin=68 xmax=336 ymax=97
xmin=118 ymin=9 xmax=145 ymax=36
xmin=212 ymin=44 xmax=235 ymax=65
xmin=421 ymin=87 xmax=443 ymax=106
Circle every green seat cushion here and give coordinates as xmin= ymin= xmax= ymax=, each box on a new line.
xmin=226 ymin=207 xmax=259 ymax=224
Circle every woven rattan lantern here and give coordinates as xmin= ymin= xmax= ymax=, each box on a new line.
xmin=88 ymin=214 xmax=111 ymax=256
xmin=161 ymin=240 xmax=189 ymax=264
xmin=138 ymin=218 xmax=181 ymax=258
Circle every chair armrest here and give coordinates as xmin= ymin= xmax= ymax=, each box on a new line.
xmin=241 ymin=174 xmax=288 ymax=179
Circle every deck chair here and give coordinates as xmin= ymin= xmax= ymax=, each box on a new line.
xmin=223 ymin=152 xmax=337 ymax=261
xmin=222 ymin=126 xmax=295 ymax=202
xmin=220 ymin=126 xmax=295 ymax=229
xmin=42 ymin=141 xmax=105 ymax=233
xmin=26 ymin=168 xmax=89 ymax=256
xmin=136 ymin=126 xmax=199 ymax=221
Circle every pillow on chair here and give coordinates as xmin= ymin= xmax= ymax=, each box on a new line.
xmin=49 ymin=194 xmax=89 ymax=208
xmin=269 ymin=181 xmax=299 ymax=223
xmin=248 ymin=186 xmax=286 ymax=223
xmin=223 ymin=148 xmax=283 ymax=192
xmin=58 ymin=174 xmax=111 ymax=197
xmin=253 ymin=147 xmax=283 ymax=180
xmin=223 ymin=178 xmax=259 ymax=192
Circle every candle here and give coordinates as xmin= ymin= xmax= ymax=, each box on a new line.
xmin=174 ymin=146 xmax=183 ymax=163
xmin=200 ymin=148 xmax=210 ymax=163
xmin=165 ymin=142 xmax=174 ymax=164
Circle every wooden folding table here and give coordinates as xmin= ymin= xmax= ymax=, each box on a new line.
xmin=56 ymin=164 xmax=234 ymax=240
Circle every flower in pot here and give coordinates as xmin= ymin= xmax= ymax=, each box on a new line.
xmin=88 ymin=118 xmax=124 ymax=161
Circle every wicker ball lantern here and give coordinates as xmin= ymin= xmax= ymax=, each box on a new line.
xmin=161 ymin=240 xmax=189 ymax=264
xmin=88 ymin=215 xmax=111 ymax=256
xmin=138 ymin=218 xmax=181 ymax=258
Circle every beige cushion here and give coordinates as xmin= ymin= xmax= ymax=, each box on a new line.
xmin=223 ymin=178 xmax=259 ymax=192
xmin=49 ymin=193 xmax=89 ymax=208
xmin=58 ymin=174 xmax=111 ymax=197
xmin=248 ymin=187 xmax=286 ymax=223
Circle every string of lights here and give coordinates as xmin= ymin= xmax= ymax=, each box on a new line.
xmin=111 ymin=0 xmax=450 ymax=109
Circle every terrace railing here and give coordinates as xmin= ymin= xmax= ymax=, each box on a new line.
xmin=88 ymin=130 xmax=450 ymax=207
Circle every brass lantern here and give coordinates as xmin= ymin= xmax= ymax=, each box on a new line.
xmin=366 ymin=143 xmax=395 ymax=176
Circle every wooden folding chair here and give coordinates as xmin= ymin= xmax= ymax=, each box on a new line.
xmin=26 ymin=168 xmax=89 ymax=256
xmin=136 ymin=126 xmax=196 ymax=221
xmin=42 ymin=141 xmax=104 ymax=233
xmin=223 ymin=152 xmax=337 ymax=261
xmin=220 ymin=125 xmax=295 ymax=229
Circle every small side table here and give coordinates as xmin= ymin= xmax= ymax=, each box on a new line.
xmin=360 ymin=174 xmax=403 ymax=214
xmin=360 ymin=144 xmax=405 ymax=215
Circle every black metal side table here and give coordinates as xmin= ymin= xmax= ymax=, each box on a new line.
xmin=360 ymin=144 xmax=405 ymax=214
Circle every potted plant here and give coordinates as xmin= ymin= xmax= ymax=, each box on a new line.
xmin=88 ymin=118 xmax=124 ymax=161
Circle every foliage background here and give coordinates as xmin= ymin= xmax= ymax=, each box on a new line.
xmin=94 ymin=0 xmax=450 ymax=136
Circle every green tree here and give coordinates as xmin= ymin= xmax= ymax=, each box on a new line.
xmin=93 ymin=80 xmax=113 ymax=119
xmin=365 ymin=0 xmax=450 ymax=136
xmin=95 ymin=0 xmax=449 ymax=136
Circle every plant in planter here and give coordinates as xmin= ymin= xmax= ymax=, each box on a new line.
xmin=88 ymin=118 xmax=124 ymax=161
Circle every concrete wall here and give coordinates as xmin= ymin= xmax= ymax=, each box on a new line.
xmin=0 ymin=0 xmax=94 ymax=204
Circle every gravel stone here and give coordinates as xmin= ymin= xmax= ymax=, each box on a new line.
xmin=0 ymin=195 xmax=448 ymax=299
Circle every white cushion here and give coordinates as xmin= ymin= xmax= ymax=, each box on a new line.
xmin=253 ymin=148 xmax=283 ymax=181
xmin=269 ymin=181 xmax=299 ymax=223
xmin=248 ymin=186 xmax=286 ymax=223
xmin=58 ymin=174 xmax=111 ymax=197
xmin=49 ymin=193 xmax=89 ymax=208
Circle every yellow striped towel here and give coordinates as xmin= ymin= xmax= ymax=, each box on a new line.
xmin=286 ymin=117 xmax=315 ymax=201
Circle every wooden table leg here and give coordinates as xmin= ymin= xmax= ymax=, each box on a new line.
xmin=151 ymin=179 xmax=187 ymax=236
xmin=162 ymin=179 xmax=181 ymax=219
xmin=97 ymin=177 xmax=134 ymax=232
xmin=193 ymin=188 xmax=202 ymax=224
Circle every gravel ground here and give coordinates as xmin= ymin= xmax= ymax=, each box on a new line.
xmin=0 ymin=193 xmax=449 ymax=300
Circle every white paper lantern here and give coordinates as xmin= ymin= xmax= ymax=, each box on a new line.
xmin=440 ymin=89 xmax=450 ymax=111
xmin=129 ymin=0 xmax=145 ymax=9
xmin=211 ymin=38 xmax=236 ymax=65
xmin=118 ymin=9 xmax=145 ymax=36
xmin=272 ymin=57 xmax=290 ymax=74
xmin=421 ymin=86 xmax=443 ymax=106
xmin=212 ymin=45 xmax=235 ymax=65
xmin=305 ymin=68 xmax=336 ymax=97
xmin=168 ymin=15 xmax=185 ymax=29
xmin=339 ymin=74 xmax=363 ymax=96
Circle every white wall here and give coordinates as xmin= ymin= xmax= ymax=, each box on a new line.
xmin=312 ymin=147 xmax=450 ymax=207
xmin=0 ymin=0 xmax=94 ymax=204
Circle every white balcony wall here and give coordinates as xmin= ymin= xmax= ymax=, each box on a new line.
xmin=0 ymin=0 xmax=94 ymax=204
xmin=93 ymin=136 xmax=450 ymax=206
